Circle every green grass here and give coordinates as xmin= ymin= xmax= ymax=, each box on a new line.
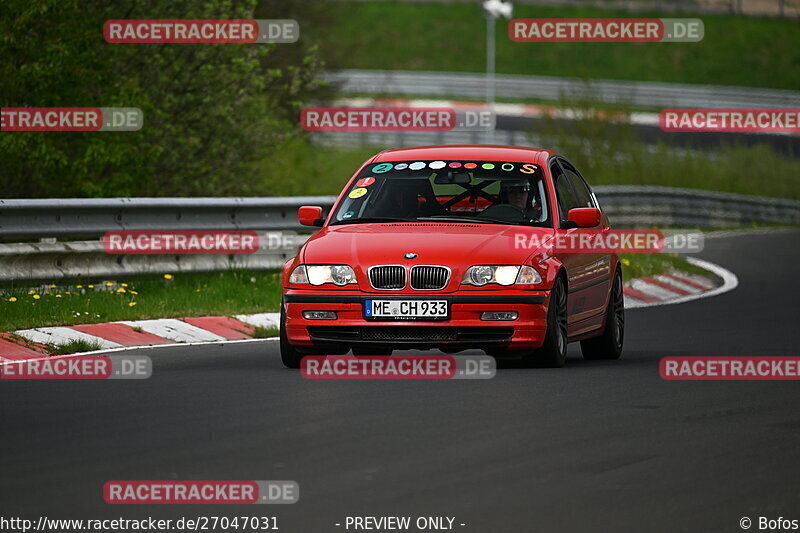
xmin=533 ymin=99 xmax=800 ymax=200
xmin=620 ymin=253 xmax=709 ymax=281
xmin=46 ymin=339 xmax=104 ymax=355
xmin=254 ymin=137 xmax=378 ymax=196
xmin=568 ymin=142 xmax=800 ymax=200
xmin=311 ymin=2 xmax=800 ymax=90
xmin=0 ymin=270 xmax=283 ymax=332
xmin=252 ymin=326 xmax=279 ymax=338
xmin=255 ymin=135 xmax=800 ymax=201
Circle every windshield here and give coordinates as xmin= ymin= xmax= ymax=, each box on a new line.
xmin=331 ymin=160 xmax=550 ymax=227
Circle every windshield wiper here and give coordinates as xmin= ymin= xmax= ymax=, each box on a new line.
xmin=415 ymin=216 xmax=507 ymax=225
xmin=329 ymin=217 xmax=413 ymax=226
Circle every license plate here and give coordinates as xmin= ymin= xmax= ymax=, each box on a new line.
xmin=365 ymin=299 xmax=449 ymax=319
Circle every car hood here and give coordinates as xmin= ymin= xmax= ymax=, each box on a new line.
xmin=301 ymin=222 xmax=554 ymax=268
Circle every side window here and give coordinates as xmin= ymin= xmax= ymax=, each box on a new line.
xmin=565 ymin=170 xmax=595 ymax=208
xmin=551 ymin=162 xmax=577 ymax=222
xmin=561 ymin=162 xmax=596 ymax=209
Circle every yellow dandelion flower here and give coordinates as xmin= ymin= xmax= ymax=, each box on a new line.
xmin=163 ymin=274 xmax=174 ymax=280
xmin=33 ymin=294 xmax=41 ymax=300
xmin=50 ymin=284 xmax=56 ymax=289
xmin=121 ymin=283 xmax=128 ymax=287
xmin=130 ymin=290 xmax=138 ymax=295
xmin=76 ymin=285 xmax=83 ymax=289
xmin=621 ymin=258 xmax=631 ymax=267
xmin=105 ymin=282 xmax=114 ymax=287
xmin=55 ymin=294 xmax=62 ymax=298
xmin=9 ymin=297 xmax=17 ymax=302
xmin=28 ymin=290 xmax=35 ymax=295
xmin=88 ymin=285 xmax=95 ymax=289
xmin=128 ymin=302 xmax=137 ymax=307
xmin=116 ymin=288 xmax=126 ymax=294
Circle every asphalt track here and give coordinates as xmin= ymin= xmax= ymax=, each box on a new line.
xmin=2 ymin=229 xmax=799 ymax=533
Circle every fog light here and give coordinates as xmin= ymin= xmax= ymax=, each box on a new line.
xmin=303 ymin=310 xmax=337 ymax=320
xmin=481 ymin=311 xmax=518 ymax=321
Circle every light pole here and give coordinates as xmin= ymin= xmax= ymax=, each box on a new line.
xmin=482 ymin=0 xmax=513 ymax=144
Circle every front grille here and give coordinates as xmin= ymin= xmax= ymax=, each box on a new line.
xmin=308 ymin=326 xmax=514 ymax=344
xmin=306 ymin=326 xmax=360 ymax=340
xmin=410 ymin=265 xmax=450 ymax=290
xmin=369 ymin=266 xmax=405 ymax=290
xmin=363 ymin=326 xmax=456 ymax=342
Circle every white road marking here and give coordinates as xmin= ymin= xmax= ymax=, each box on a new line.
xmin=628 ymin=278 xmax=683 ymax=301
xmin=0 ymin=338 xmax=279 ymax=367
xmin=235 ymin=313 xmax=281 ymax=329
xmin=654 ymin=274 xmax=702 ymax=294
xmin=117 ymin=319 xmax=226 ymax=343
xmin=13 ymin=327 xmax=122 ymax=350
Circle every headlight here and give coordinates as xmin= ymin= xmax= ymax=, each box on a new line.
xmin=461 ymin=265 xmax=541 ymax=286
xmin=516 ymin=265 xmax=542 ymax=285
xmin=291 ymin=265 xmax=357 ymax=286
xmin=289 ymin=265 xmax=309 ymax=284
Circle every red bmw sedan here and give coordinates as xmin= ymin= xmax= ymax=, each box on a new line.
xmin=280 ymin=145 xmax=623 ymax=368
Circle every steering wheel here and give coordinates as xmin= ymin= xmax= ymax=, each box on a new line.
xmin=477 ymin=203 xmax=526 ymax=221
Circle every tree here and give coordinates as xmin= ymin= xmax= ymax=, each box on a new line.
xmin=0 ymin=0 xmax=323 ymax=197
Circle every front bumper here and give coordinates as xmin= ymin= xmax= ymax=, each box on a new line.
xmin=283 ymin=290 xmax=551 ymax=351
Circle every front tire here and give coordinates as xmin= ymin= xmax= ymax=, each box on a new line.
xmin=524 ymin=276 xmax=568 ymax=368
xmin=279 ymin=304 xmax=304 ymax=368
xmin=580 ymin=269 xmax=624 ymax=360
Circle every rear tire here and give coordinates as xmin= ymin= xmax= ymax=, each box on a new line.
xmin=580 ymin=269 xmax=624 ymax=361
xmin=524 ymin=276 xmax=568 ymax=368
xmin=279 ymin=304 xmax=304 ymax=369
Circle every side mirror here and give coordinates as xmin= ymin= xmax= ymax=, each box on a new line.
xmin=298 ymin=206 xmax=324 ymax=227
xmin=567 ymin=207 xmax=601 ymax=228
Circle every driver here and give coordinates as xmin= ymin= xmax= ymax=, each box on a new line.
xmin=502 ymin=180 xmax=542 ymax=222
xmin=504 ymin=180 xmax=530 ymax=211
xmin=478 ymin=180 xmax=541 ymax=223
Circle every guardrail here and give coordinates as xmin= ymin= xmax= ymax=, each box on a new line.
xmin=0 ymin=197 xmax=338 ymax=239
xmin=594 ymin=186 xmax=800 ymax=227
xmin=1 ymin=187 xmax=798 ymax=281
xmin=321 ymin=69 xmax=800 ymax=109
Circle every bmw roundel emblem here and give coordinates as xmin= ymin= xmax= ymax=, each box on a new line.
xmin=404 ymin=252 xmax=417 ymax=260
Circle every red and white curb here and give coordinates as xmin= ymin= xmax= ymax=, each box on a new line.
xmin=0 ymin=313 xmax=280 ymax=362
xmin=0 ymin=258 xmax=736 ymax=361
xmin=624 ymin=257 xmax=738 ymax=308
